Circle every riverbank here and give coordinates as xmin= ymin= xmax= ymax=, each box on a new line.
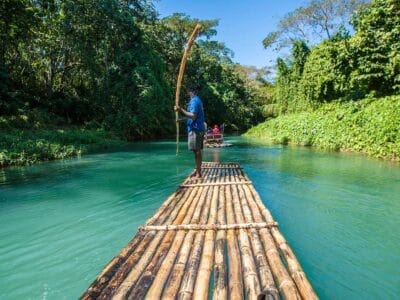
xmin=0 ymin=128 xmax=127 ymax=168
xmin=245 ymin=95 xmax=400 ymax=161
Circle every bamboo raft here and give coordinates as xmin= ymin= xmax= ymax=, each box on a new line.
xmin=81 ymin=162 xmax=317 ymax=300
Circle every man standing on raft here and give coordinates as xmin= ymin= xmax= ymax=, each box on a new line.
xmin=175 ymin=87 xmax=205 ymax=178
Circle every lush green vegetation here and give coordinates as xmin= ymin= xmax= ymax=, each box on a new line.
xmin=1 ymin=1 xmax=263 ymax=167
xmin=249 ymin=0 xmax=400 ymax=160
xmin=0 ymin=128 xmax=125 ymax=167
xmin=0 ymin=110 xmax=125 ymax=166
xmin=1 ymin=0 xmax=399 ymax=166
xmin=246 ymin=95 xmax=400 ymax=160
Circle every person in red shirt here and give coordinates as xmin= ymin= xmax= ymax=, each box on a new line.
xmin=212 ymin=124 xmax=220 ymax=134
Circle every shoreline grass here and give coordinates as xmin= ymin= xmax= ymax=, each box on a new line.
xmin=0 ymin=128 xmax=127 ymax=168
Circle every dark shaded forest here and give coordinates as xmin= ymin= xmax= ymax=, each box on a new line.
xmin=0 ymin=0 xmax=264 ymax=139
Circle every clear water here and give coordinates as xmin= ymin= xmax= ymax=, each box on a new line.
xmin=0 ymin=137 xmax=399 ymax=299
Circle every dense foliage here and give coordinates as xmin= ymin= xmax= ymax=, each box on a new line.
xmin=0 ymin=1 xmax=264 ymax=166
xmin=0 ymin=128 xmax=125 ymax=167
xmin=246 ymin=95 xmax=400 ymax=161
xmin=248 ymin=0 xmax=400 ymax=161
xmin=0 ymin=1 xmax=262 ymax=140
xmin=270 ymin=0 xmax=399 ymax=115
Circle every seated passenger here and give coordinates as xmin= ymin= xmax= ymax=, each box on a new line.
xmin=212 ymin=124 xmax=220 ymax=134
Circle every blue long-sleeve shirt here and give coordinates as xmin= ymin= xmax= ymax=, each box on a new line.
xmin=186 ymin=95 xmax=205 ymax=133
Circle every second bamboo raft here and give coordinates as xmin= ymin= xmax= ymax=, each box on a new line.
xmin=82 ymin=162 xmax=317 ymax=300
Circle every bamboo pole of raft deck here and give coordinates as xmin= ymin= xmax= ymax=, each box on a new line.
xmin=192 ymin=177 xmax=219 ymax=299
xmin=100 ymin=186 xmax=196 ymax=299
xmin=81 ymin=188 xmax=186 ymax=300
xmin=126 ymin=167 xmax=213 ymax=299
xmin=111 ymin=171 xmax=208 ymax=300
xmin=237 ymin=168 xmax=317 ymax=299
xmin=145 ymin=167 xmax=217 ymax=299
xmin=114 ymin=183 xmax=202 ymax=299
xmin=242 ymin=179 xmax=318 ymax=300
xmin=128 ymin=182 xmax=212 ymax=300
xmin=161 ymin=167 xmax=218 ymax=298
xmin=229 ymin=169 xmax=261 ymax=300
xmin=178 ymin=169 xmax=218 ymax=300
xmin=236 ymin=183 xmax=279 ymax=299
xmin=232 ymin=168 xmax=278 ymax=298
xmin=232 ymin=167 xmax=301 ymax=299
xmin=161 ymin=226 xmax=197 ymax=298
xmin=175 ymin=23 xmax=202 ymax=155
xmin=225 ymin=169 xmax=244 ymax=300
xmin=213 ymin=184 xmax=227 ymax=300
xmin=234 ymin=182 xmax=300 ymax=299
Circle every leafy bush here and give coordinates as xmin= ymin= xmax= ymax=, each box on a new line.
xmin=245 ymin=95 xmax=400 ymax=161
xmin=0 ymin=128 xmax=126 ymax=167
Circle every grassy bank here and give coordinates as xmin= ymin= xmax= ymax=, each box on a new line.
xmin=245 ymin=95 xmax=400 ymax=161
xmin=0 ymin=128 xmax=127 ymax=167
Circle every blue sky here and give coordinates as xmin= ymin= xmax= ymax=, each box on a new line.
xmin=154 ymin=0 xmax=307 ymax=69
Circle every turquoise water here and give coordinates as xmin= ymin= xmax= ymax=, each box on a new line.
xmin=0 ymin=137 xmax=399 ymax=299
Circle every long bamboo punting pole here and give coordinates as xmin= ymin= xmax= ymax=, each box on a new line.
xmin=175 ymin=23 xmax=202 ymax=155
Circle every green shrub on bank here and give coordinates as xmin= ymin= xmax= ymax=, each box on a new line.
xmin=0 ymin=128 xmax=126 ymax=167
xmin=245 ymin=95 xmax=400 ymax=160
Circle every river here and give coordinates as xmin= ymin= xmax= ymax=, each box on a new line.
xmin=0 ymin=136 xmax=399 ymax=299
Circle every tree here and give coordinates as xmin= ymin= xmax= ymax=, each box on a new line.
xmin=1 ymin=1 xmax=264 ymax=138
xmin=263 ymin=0 xmax=368 ymax=50
xmin=350 ymin=0 xmax=400 ymax=95
xmin=272 ymin=41 xmax=311 ymax=114
xmin=300 ymin=39 xmax=352 ymax=105
xmin=0 ymin=0 xmax=38 ymax=113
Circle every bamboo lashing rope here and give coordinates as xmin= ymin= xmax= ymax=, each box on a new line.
xmin=175 ymin=23 xmax=202 ymax=155
xmin=139 ymin=222 xmax=278 ymax=232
